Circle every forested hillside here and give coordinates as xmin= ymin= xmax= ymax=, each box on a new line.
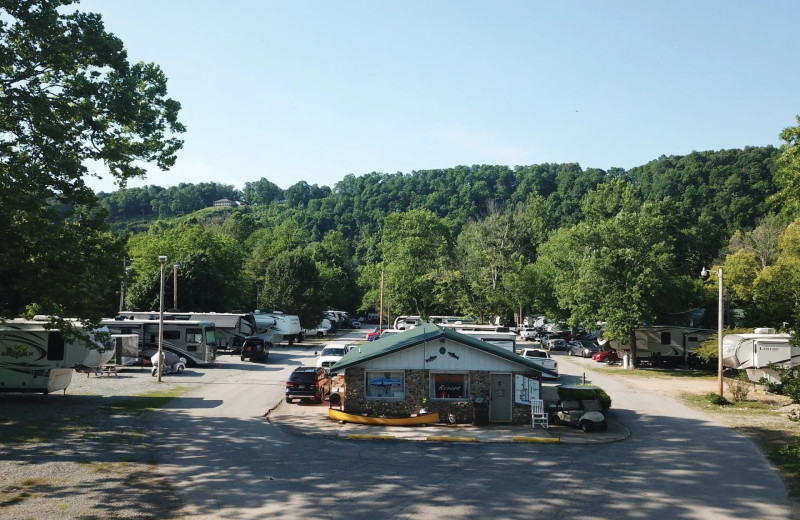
xmin=95 ymin=145 xmax=798 ymax=348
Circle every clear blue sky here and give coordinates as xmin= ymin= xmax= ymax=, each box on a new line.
xmin=77 ymin=0 xmax=800 ymax=194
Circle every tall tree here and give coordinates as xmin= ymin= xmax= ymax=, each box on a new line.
xmin=771 ymin=115 xmax=800 ymax=217
xmin=380 ymin=209 xmax=454 ymax=316
xmin=260 ymin=250 xmax=326 ymax=329
xmin=0 ymin=0 xmax=184 ymax=317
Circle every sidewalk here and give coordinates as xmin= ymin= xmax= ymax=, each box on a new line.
xmin=266 ymin=398 xmax=630 ymax=444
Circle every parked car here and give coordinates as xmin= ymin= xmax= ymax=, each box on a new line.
xmin=285 ymin=366 xmax=330 ymax=403
xmin=350 ymin=319 xmax=361 ymax=329
xmin=545 ymin=337 xmax=567 ymax=351
xmin=592 ymin=349 xmax=621 ymax=364
xmin=567 ymin=341 xmax=599 ymax=358
xmin=316 ymin=345 xmax=349 ymax=368
xmin=240 ymin=336 xmax=269 ymax=362
xmin=366 ymin=327 xmax=381 ymax=341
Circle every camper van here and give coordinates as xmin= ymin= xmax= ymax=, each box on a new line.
xmin=454 ymin=330 xmax=518 ymax=353
xmin=0 ymin=316 xmax=111 ymax=394
xmin=102 ymin=317 xmax=216 ymax=366
xmin=254 ymin=311 xmax=304 ymax=345
xmin=722 ymin=328 xmax=797 ymax=384
xmin=116 ymin=311 xmax=269 ymax=354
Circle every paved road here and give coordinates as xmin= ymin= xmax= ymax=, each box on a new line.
xmin=148 ymin=332 xmax=793 ymax=520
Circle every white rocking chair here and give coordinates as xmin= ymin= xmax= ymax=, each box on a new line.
xmin=531 ymin=399 xmax=548 ymax=429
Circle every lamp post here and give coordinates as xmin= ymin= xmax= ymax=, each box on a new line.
xmin=158 ymin=256 xmax=168 ymax=382
xmin=173 ymin=262 xmax=180 ymax=311
xmin=701 ymin=266 xmax=724 ymax=398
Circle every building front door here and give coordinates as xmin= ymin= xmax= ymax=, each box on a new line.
xmin=489 ymin=373 xmax=512 ymax=422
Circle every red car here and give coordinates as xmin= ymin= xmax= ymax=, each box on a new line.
xmin=592 ymin=349 xmax=621 ymax=363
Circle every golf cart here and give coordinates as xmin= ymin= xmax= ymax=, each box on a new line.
xmin=550 ymin=385 xmax=610 ymax=432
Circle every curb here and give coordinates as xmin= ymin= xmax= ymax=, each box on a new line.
xmin=426 ymin=436 xmax=476 ymax=443
xmin=348 ymin=434 xmax=397 ymax=441
xmin=512 ymin=436 xmax=561 ymax=443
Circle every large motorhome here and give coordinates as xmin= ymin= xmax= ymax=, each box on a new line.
xmin=253 ymin=311 xmax=303 ymax=345
xmin=722 ymin=328 xmax=797 ymax=384
xmin=600 ymin=326 xmax=714 ymax=366
xmin=102 ymin=317 xmax=216 ymax=366
xmin=116 ymin=311 xmax=270 ymax=353
xmin=0 ymin=317 xmax=111 ymax=394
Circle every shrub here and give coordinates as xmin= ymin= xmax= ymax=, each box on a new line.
xmin=703 ymin=392 xmax=731 ymax=406
xmin=728 ymin=378 xmax=751 ymax=403
xmin=557 ymin=385 xmax=612 ymax=411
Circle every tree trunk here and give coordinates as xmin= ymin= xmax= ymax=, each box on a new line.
xmin=629 ymin=328 xmax=638 ymax=368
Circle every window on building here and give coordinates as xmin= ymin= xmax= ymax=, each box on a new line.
xmin=365 ymin=371 xmax=404 ymax=399
xmin=164 ymin=330 xmax=180 ymax=340
xmin=430 ymin=372 xmax=469 ymax=400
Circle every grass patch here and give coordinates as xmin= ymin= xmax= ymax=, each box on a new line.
xmin=102 ymin=386 xmax=192 ymax=415
xmin=79 ymin=461 xmax=133 ymax=474
xmin=0 ymin=477 xmax=49 ymax=507
xmin=593 ymin=365 xmax=717 ymax=380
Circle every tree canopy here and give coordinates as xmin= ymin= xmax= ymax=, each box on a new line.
xmin=0 ymin=0 xmax=184 ymax=318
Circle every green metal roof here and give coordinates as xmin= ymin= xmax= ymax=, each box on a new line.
xmin=330 ymin=323 xmax=557 ymax=377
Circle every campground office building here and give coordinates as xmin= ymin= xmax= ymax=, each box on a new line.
xmin=330 ymin=324 xmax=557 ymax=424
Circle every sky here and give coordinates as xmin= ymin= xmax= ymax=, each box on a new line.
xmin=75 ymin=0 xmax=800 ymax=194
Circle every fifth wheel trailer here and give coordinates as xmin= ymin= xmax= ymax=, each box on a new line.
xmin=0 ymin=316 xmax=111 ymax=394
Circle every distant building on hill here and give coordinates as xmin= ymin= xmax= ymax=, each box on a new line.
xmin=212 ymin=198 xmax=238 ymax=208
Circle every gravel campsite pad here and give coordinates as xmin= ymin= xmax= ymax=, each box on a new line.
xmin=0 ymin=365 xmax=233 ymax=519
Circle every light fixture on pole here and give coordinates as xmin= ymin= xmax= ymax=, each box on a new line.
xmin=701 ymin=266 xmax=724 ymax=398
xmin=158 ymin=256 xmax=168 ymax=382
xmin=173 ymin=262 xmax=180 ymax=311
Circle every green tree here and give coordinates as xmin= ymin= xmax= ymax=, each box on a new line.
xmin=0 ymin=0 xmax=184 ymax=317
xmin=381 ymin=209 xmax=454 ymax=316
xmin=126 ymin=223 xmax=246 ymax=312
xmin=771 ymin=115 xmax=800 ymax=217
xmin=260 ymin=250 xmax=326 ymax=329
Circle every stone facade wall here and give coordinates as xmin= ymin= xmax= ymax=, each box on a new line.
xmin=342 ymin=368 xmax=543 ymax=425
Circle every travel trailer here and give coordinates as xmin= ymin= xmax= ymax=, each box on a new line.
xmin=116 ymin=311 xmax=271 ymax=353
xmin=600 ymin=326 xmax=713 ymax=366
xmin=254 ymin=311 xmax=303 ymax=345
xmin=722 ymin=328 xmax=797 ymax=384
xmin=0 ymin=316 xmax=111 ymax=394
xmin=102 ymin=317 xmax=216 ymax=366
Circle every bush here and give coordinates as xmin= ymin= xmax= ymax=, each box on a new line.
xmin=774 ymin=365 xmax=800 ymax=404
xmin=703 ymin=392 xmax=731 ymax=406
xmin=557 ymin=385 xmax=612 ymax=411
xmin=728 ymin=376 xmax=751 ymax=403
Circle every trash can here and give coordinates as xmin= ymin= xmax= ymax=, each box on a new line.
xmin=473 ymin=397 xmax=489 ymax=426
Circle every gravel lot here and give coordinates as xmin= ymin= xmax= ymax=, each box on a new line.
xmin=0 ymin=363 xmax=237 ymax=520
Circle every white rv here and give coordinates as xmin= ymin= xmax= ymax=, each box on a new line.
xmin=722 ymin=328 xmax=797 ymax=384
xmin=254 ymin=311 xmax=303 ymax=345
xmin=117 ymin=311 xmax=271 ymax=353
xmin=0 ymin=317 xmax=111 ymax=394
xmin=393 ymin=315 xmax=424 ymax=330
xmin=102 ymin=317 xmax=217 ymax=366
xmin=454 ymin=330 xmax=518 ymax=353
xmin=601 ymin=326 xmax=713 ymax=366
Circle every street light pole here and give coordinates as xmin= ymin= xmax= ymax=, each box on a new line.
xmin=158 ymin=256 xmax=168 ymax=382
xmin=173 ymin=262 xmax=180 ymax=311
xmin=716 ymin=266 xmax=724 ymax=397
xmin=701 ymin=266 xmax=724 ymax=398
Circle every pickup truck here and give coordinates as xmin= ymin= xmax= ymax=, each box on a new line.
xmin=519 ymin=348 xmax=558 ymax=379
xmin=519 ymin=327 xmax=540 ymax=341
